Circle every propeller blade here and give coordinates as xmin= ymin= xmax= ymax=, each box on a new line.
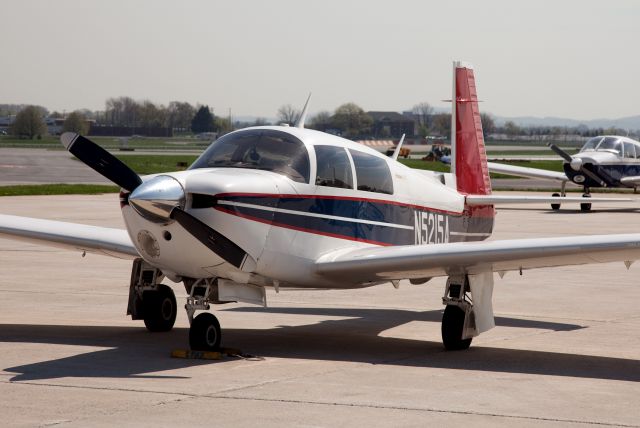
xmin=170 ymin=208 xmax=249 ymax=269
xmin=60 ymin=133 xmax=142 ymax=192
xmin=547 ymin=143 xmax=573 ymax=162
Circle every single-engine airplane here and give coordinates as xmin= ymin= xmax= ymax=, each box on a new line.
xmin=488 ymin=135 xmax=640 ymax=211
xmin=2 ymin=62 xmax=640 ymax=352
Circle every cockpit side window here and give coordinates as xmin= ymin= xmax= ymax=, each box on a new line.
xmin=189 ymin=130 xmax=310 ymax=183
xmin=314 ymin=145 xmax=353 ymax=189
xmin=624 ymin=142 xmax=636 ymax=159
xmin=348 ymin=149 xmax=393 ymax=195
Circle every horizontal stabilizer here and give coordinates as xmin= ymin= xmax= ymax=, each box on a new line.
xmin=466 ymin=195 xmax=633 ymax=206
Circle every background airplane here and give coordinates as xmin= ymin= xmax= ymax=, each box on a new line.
xmin=488 ymin=135 xmax=640 ymax=211
xmin=2 ymin=62 xmax=640 ymax=354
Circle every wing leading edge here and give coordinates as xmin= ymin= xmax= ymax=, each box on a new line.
xmin=0 ymin=214 xmax=138 ymax=259
xmin=314 ymin=234 xmax=640 ymax=282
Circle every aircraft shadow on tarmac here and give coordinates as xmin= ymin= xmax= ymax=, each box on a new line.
xmin=1 ymin=307 xmax=638 ymax=383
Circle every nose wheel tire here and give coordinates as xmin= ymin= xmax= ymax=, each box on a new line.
xmin=189 ymin=312 xmax=222 ymax=351
xmin=441 ymin=305 xmax=472 ymax=351
xmin=143 ymin=284 xmax=177 ymax=332
xmin=551 ymin=192 xmax=561 ymax=211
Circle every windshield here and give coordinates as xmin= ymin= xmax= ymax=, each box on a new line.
xmin=190 ymin=129 xmax=310 ymax=183
xmin=596 ymin=137 xmax=622 ymax=156
xmin=580 ymin=137 xmax=602 ymax=152
xmin=579 ymin=136 xmax=622 ymax=156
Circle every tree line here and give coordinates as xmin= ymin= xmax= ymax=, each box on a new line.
xmin=2 ymin=99 xmax=634 ymax=141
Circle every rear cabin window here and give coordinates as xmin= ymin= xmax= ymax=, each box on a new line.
xmin=348 ymin=149 xmax=393 ymax=194
xmin=189 ymin=129 xmax=310 ymax=183
xmin=314 ymin=145 xmax=353 ymax=189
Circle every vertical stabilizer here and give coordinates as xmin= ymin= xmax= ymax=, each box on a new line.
xmin=451 ymin=62 xmax=491 ymax=195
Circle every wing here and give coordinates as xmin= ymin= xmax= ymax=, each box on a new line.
xmin=620 ymin=176 xmax=640 ymax=186
xmin=0 ymin=214 xmax=138 ymax=259
xmin=487 ymin=161 xmax=568 ymax=182
xmin=314 ymin=234 xmax=640 ymax=282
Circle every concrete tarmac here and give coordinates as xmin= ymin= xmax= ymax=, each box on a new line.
xmin=0 ymin=194 xmax=639 ymax=427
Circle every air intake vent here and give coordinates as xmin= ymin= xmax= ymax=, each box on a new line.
xmin=191 ymin=194 xmax=218 ymax=209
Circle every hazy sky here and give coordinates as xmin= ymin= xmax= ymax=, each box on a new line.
xmin=2 ymin=0 xmax=639 ymax=120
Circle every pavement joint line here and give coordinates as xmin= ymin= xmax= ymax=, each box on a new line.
xmin=2 ymin=379 xmax=200 ymax=398
xmin=206 ymin=395 xmax=640 ymax=427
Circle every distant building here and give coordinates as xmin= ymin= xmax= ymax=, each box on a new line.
xmin=367 ymin=111 xmax=416 ymax=138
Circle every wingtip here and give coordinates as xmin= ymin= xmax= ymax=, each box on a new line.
xmin=60 ymin=132 xmax=79 ymax=149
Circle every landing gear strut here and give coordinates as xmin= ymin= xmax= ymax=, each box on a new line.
xmin=127 ymin=258 xmax=177 ymax=332
xmin=184 ymin=278 xmax=222 ymax=351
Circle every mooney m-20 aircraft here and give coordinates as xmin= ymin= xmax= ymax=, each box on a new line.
xmin=2 ymin=62 xmax=640 ymax=352
xmin=488 ymin=135 xmax=640 ymax=211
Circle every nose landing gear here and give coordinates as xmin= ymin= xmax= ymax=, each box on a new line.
xmin=184 ymin=278 xmax=222 ymax=351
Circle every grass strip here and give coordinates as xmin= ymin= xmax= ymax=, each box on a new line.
xmin=0 ymin=184 xmax=119 ymax=196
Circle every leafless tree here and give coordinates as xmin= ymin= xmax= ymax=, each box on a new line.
xmin=277 ymin=104 xmax=300 ymax=125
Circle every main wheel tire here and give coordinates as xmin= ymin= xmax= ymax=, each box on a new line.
xmin=143 ymin=284 xmax=177 ymax=332
xmin=441 ymin=305 xmax=472 ymax=351
xmin=189 ymin=312 xmax=222 ymax=351
xmin=551 ymin=192 xmax=561 ymax=211
xmin=580 ymin=194 xmax=592 ymax=212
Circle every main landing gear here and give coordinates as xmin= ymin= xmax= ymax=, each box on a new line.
xmin=581 ymin=189 xmax=592 ymax=212
xmin=550 ymin=183 xmax=592 ymax=212
xmin=441 ymin=276 xmax=476 ymax=351
xmin=550 ymin=181 xmax=567 ymax=211
xmin=128 ymin=259 xmax=177 ymax=332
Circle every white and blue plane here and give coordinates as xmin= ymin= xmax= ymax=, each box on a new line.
xmin=488 ymin=135 xmax=640 ymax=211
xmin=1 ymin=62 xmax=639 ymax=352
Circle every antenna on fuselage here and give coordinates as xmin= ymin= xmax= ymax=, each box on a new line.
xmin=295 ymin=93 xmax=312 ymax=128
xmin=391 ymin=134 xmax=406 ymax=161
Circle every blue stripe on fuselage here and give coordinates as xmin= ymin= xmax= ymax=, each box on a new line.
xmin=216 ymin=194 xmax=470 ymax=246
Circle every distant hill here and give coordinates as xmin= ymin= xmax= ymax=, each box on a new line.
xmin=493 ymin=115 xmax=640 ymax=131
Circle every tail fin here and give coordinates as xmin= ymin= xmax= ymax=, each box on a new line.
xmin=451 ymin=61 xmax=491 ymax=195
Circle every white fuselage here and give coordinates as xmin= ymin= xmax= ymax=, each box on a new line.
xmin=121 ymin=127 xmax=479 ymax=289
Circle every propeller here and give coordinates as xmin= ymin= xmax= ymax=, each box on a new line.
xmin=547 ymin=143 xmax=573 ymax=162
xmin=547 ymin=143 xmax=607 ymax=187
xmin=170 ymin=207 xmax=250 ymax=270
xmin=61 ymin=132 xmax=142 ymax=192
xmin=62 ymin=133 xmax=252 ymax=270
